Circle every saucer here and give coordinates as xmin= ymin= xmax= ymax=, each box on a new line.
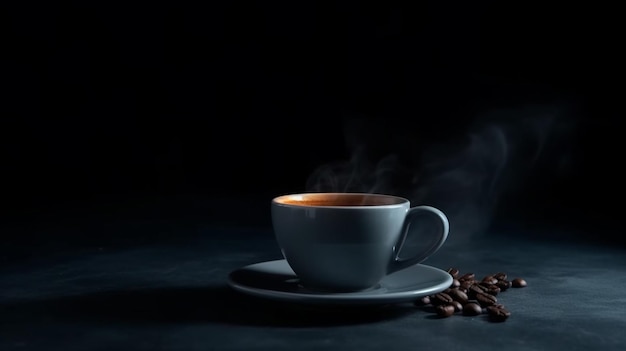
xmin=227 ymin=259 xmax=452 ymax=305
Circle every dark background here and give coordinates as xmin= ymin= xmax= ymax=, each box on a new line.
xmin=1 ymin=1 xmax=624 ymax=256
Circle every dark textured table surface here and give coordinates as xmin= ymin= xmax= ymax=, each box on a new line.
xmin=2 ymin=213 xmax=625 ymax=351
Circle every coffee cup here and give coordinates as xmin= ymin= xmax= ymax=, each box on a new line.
xmin=271 ymin=192 xmax=449 ymax=292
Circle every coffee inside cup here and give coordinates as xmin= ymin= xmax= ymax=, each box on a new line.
xmin=275 ymin=193 xmax=404 ymax=207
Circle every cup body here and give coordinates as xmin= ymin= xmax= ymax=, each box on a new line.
xmin=271 ymin=193 xmax=412 ymax=292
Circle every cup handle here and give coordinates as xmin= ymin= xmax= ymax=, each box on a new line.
xmin=388 ymin=205 xmax=449 ymax=274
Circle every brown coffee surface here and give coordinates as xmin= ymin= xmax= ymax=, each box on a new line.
xmin=276 ymin=193 xmax=404 ymax=207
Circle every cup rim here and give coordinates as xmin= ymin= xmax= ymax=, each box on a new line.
xmin=272 ymin=192 xmax=410 ymax=209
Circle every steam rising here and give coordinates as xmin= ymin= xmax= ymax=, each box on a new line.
xmin=306 ymin=147 xmax=405 ymax=195
xmin=305 ymin=103 xmax=576 ymax=242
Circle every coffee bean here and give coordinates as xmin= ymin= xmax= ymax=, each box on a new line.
xmin=487 ymin=306 xmax=511 ymax=322
xmin=496 ymin=279 xmax=512 ymax=291
xmin=463 ymin=302 xmax=482 ymax=316
xmin=446 ymin=268 xmax=460 ymax=278
xmin=459 ymin=273 xmax=475 ymax=281
xmin=424 ymin=267 xmax=522 ymax=322
xmin=431 ymin=292 xmax=454 ymax=305
xmin=494 ymin=272 xmax=507 ymax=281
xmin=512 ymin=278 xmax=527 ymax=288
xmin=468 ymin=284 xmax=487 ymax=298
xmin=460 ymin=280 xmax=474 ymax=290
xmin=447 ymin=289 xmax=469 ymax=304
xmin=478 ymin=281 xmax=495 ymax=290
xmin=482 ymin=275 xmax=498 ymax=285
xmin=486 ymin=285 xmax=501 ymax=296
xmin=476 ymin=292 xmax=498 ymax=307
xmin=477 ymin=282 xmax=500 ymax=296
xmin=436 ymin=304 xmax=455 ymax=317
xmin=450 ymin=301 xmax=463 ymax=312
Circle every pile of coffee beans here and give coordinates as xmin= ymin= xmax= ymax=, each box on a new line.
xmin=415 ymin=268 xmax=527 ymax=322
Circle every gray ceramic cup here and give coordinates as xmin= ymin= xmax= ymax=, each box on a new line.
xmin=271 ymin=192 xmax=449 ymax=292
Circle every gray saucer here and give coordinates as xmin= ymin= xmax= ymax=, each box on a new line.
xmin=228 ymin=259 xmax=452 ymax=305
